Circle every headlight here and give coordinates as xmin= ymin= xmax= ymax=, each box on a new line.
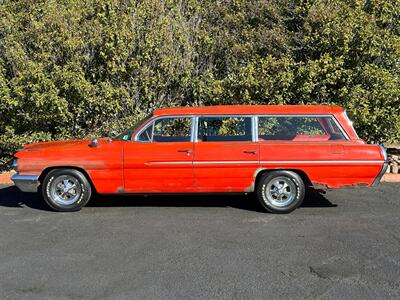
xmin=12 ymin=159 xmax=18 ymax=172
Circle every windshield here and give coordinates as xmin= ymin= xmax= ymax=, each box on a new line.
xmin=114 ymin=114 xmax=153 ymax=141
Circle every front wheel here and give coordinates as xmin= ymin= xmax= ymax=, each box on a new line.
xmin=42 ymin=169 xmax=92 ymax=212
xmin=256 ymin=170 xmax=305 ymax=214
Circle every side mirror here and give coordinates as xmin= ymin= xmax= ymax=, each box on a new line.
xmin=89 ymin=138 xmax=99 ymax=148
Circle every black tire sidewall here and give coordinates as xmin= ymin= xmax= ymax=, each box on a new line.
xmin=42 ymin=169 xmax=92 ymax=212
xmin=256 ymin=171 xmax=305 ymax=213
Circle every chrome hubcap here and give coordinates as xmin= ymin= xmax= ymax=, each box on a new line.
xmin=50 ymin=175 xmax=82 ymax=206
xmin=265 ymin=177 xmax=296 ymax=207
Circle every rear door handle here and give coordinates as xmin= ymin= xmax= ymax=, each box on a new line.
xmin=243 ymin=150 xmax=257 ymax=154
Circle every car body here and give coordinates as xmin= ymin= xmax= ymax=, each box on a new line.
xmin=12 ymin=105 xmax=388 ymax=212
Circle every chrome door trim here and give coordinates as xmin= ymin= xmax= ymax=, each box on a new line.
xmin=252 ymin=116 xmax=258 ymax=142
xmin=344 ymin=110 xmax=359 ymax=139
xmin=192 ymin=116 xmax=199 ymax=142
xmin=145 ymin=160 xmax=384 ymax=165
xmin=135 ymin=113 xmax=350 ymax=142
xmin=258 ymin=160 xmax=383 ymax=164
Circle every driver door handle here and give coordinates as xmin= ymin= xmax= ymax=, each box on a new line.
xmin=177 ymin=149 xmax=191 ymax=153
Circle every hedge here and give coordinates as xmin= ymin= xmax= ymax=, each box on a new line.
xmin=0 ymin=0 xmax=399 ymax=168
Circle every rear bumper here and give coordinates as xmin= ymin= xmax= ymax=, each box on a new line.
xmin=11 ymin=174 xmax=39 ymax=192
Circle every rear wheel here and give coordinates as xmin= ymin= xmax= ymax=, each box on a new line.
xmin=256 ymin=170 xmax=305 ymax=213
xmin=42 ymin=169 xmax=92 ymax=212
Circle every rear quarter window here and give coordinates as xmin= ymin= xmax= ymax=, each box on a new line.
xmin=258 ymin=116 xmax=346 ymax=141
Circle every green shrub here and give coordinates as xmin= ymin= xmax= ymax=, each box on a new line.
xmin=0 ymin=0 xmax=399 ymax=168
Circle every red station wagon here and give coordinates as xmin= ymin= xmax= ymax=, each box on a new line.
xmin=12 ymin=105 xmax=388 ymax=213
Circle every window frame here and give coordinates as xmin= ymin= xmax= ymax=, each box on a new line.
xmin=195 ymin=115 xmax=256 ymax=143
xmin=255 ymin=114 xmax=349 ymax=141
xmin=134 ymin=115 xmax=196 ymax=143
xmin=133 ymin=114 xmax=349 ymax=143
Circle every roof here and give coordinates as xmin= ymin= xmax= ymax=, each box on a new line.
xmin=153 ymin=105 xmax=344 ymax=116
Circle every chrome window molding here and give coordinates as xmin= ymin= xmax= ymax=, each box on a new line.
xmin=192 ymin=116 xmax=199 ymax=142
xmin=331 ymin=116 xmax=350 ymax=140
xmin=343 ymin=110 xmax=359 ymax=139
xmin=133 ymin=113 xmax=350 ymax=143
xmin=146 ymin=160 xmax=384 ymax=165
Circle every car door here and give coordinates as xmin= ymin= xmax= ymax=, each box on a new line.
xmin=193 ymin=116 xmax=259 ymax=192
xmin=123 ymin=116 xmax=194 ymax=193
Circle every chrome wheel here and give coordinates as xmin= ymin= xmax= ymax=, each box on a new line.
xmin=264 ymin=176 xmax=297 ymax=207
xmin=50 ymin=175 xmax=82 ymax=206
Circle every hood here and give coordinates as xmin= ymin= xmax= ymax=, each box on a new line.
xmin=22 ymin=138 xmax=111 ymax=152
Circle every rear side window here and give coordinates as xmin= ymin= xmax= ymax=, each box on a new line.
xmin=198 ymin=116 xmax=252 ymax=142
xmin=258 ymin=116 xmax=346 ymax=141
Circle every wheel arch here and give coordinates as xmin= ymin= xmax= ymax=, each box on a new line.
xmin=253 ymin=168 xmax=312 ymax=191
xmin=39 ymin=166 xmax=97 ymax=193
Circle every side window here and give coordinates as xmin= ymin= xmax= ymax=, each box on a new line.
xmin=198 ymin=116 xmax=252 ymax=142
xmin=137 ymin=117 xmax=192 ymax=142
xmin=258 ymin=116 xmax=346 ymax=141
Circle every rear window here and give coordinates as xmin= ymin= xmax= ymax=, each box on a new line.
xmin=258 ymin=116 xmax=346 ymax=141
xmin=198 ymin=116 xmax=252 ymax=142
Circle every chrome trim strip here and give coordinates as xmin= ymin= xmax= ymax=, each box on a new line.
xmin=190 ymin=116 xmax=197 ymax=143
xmin=372 ymin=145 xmax=389 ymax=187
xmin=331 ymin=116 xmax=350 ymax=140
xmin=11 ymin=174 xmax=40 ymax=192
xmin=252 ymin=116 xmax=258 ymax=142
xmin=344 ymin=110 xmax=359 ymax=139
xmin=259 ymin=160 xmax=383 ymax=164
xmin=135 ymin=113 xmax=350 ymax=143
xmin=193 ymin=116 xmax=199 ymax=142
xmin=146 ymin=160 xmax=384 ymax=165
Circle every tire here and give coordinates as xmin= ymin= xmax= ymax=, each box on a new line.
xmin=41 ymin=169 xmax=92 ymax=212
xmin=256 ymin=170 xmax=305 ymax=214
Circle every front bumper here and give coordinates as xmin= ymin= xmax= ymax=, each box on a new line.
xmin=11 ymin=174 xmax=40 ymax=192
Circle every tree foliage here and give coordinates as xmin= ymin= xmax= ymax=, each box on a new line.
xmin=0 ymin=0 xmax=399 ymax=165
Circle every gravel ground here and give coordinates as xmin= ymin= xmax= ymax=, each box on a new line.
xmin=0 ymin=183 xmax=399 ymax=299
